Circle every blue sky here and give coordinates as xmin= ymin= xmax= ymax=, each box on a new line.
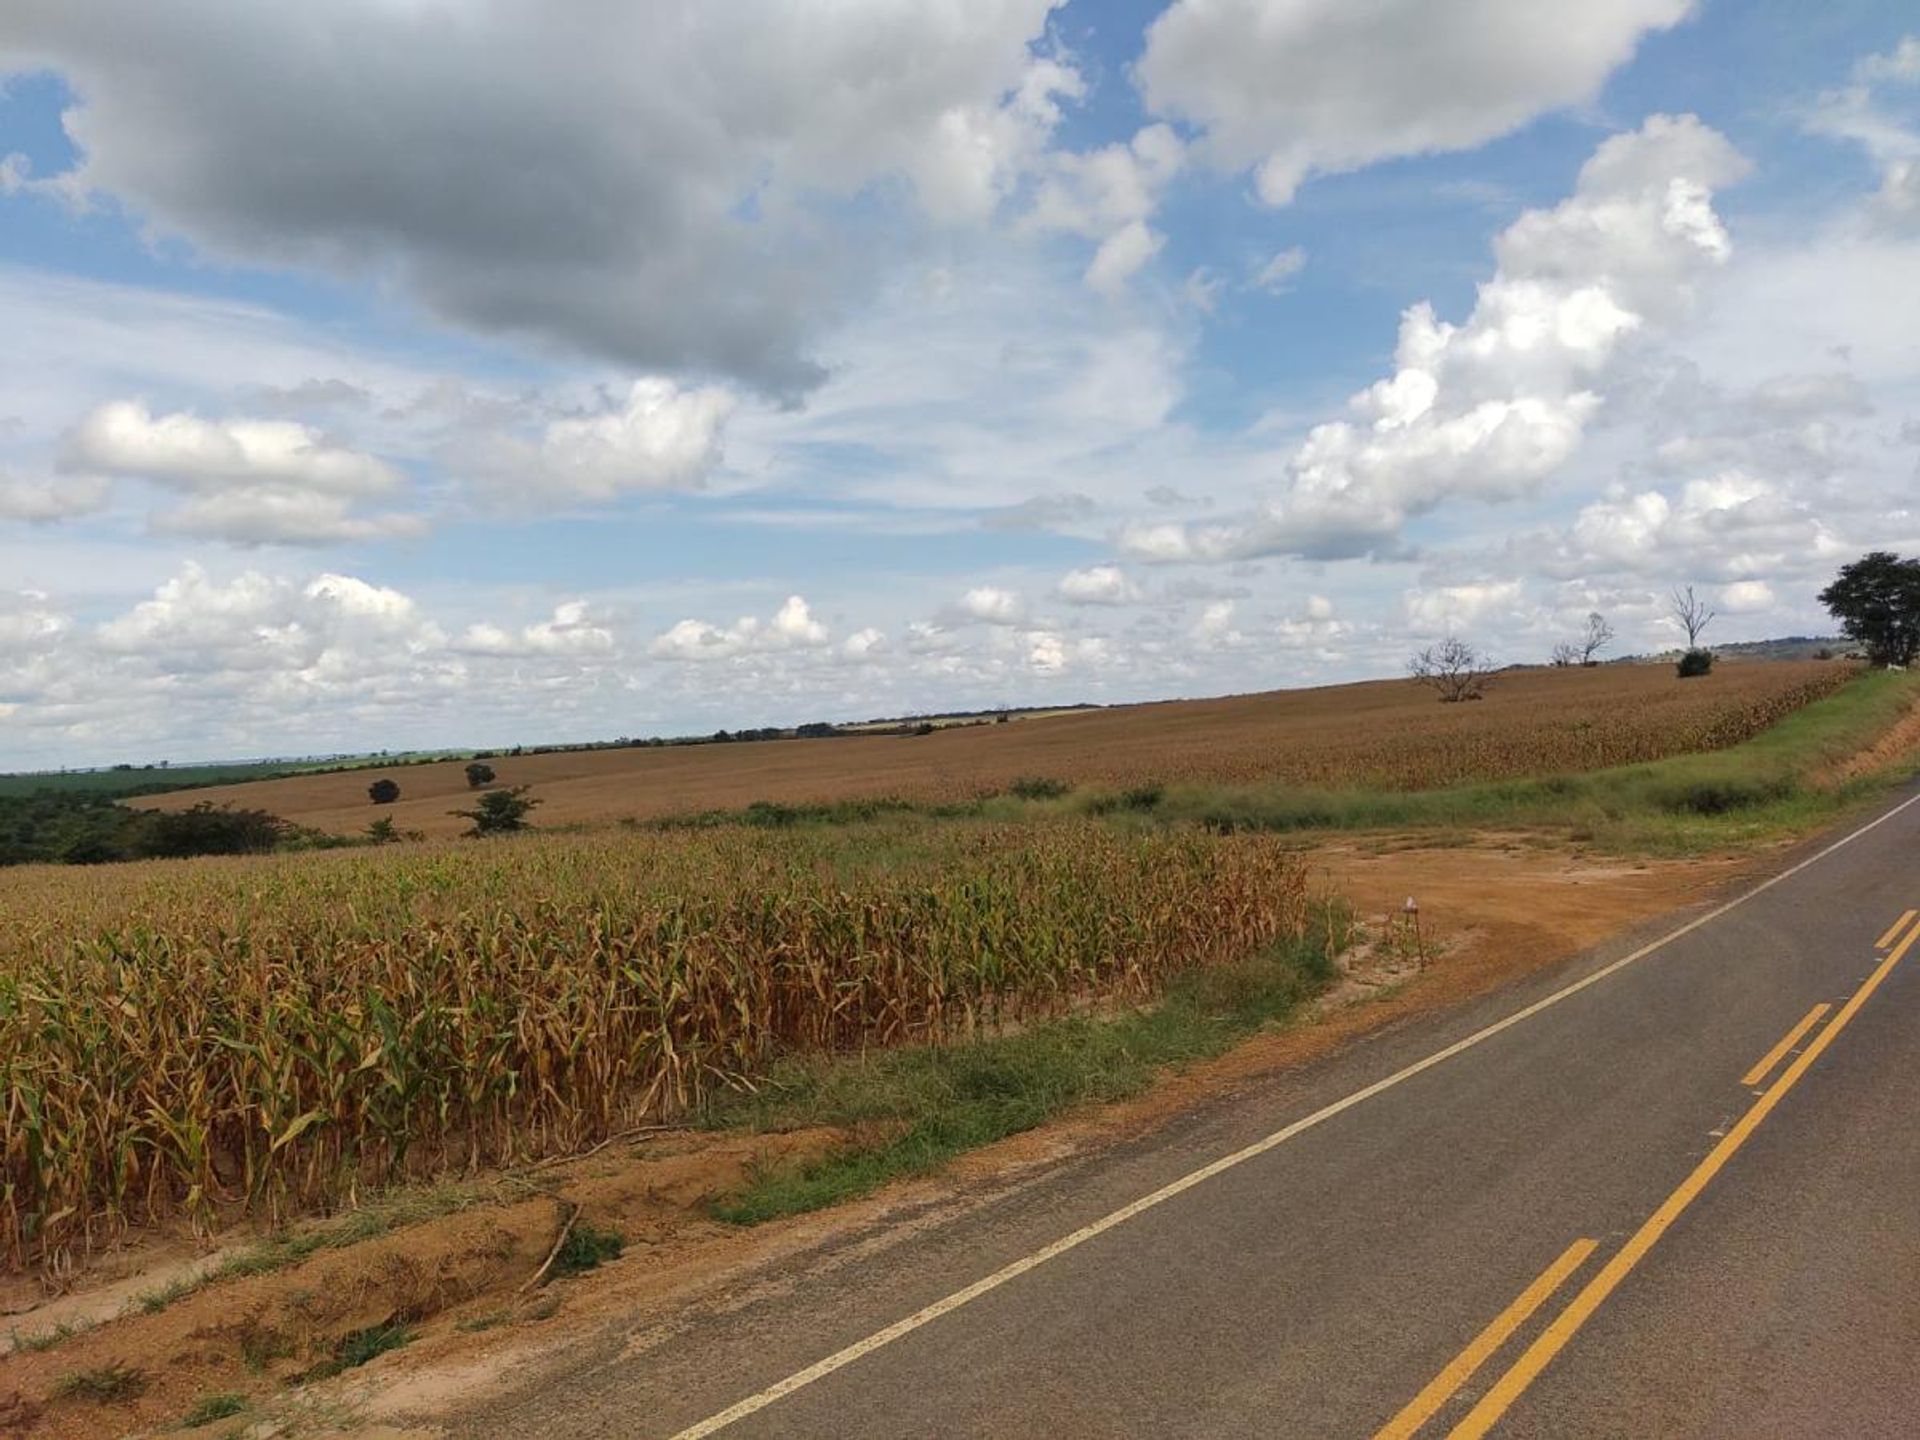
xmin=1 ymin=1 xmax=1918 ymax=767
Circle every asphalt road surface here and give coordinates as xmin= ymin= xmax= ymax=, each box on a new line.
xmin=458 ymin=789 xmax=1920 ymax=1439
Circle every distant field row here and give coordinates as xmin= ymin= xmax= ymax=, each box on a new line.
xmin=136 ymin=662 xmax=1856 ymax=839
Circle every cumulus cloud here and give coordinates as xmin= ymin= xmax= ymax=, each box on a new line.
xmin=1027 ymin=123 xmax=1185 ymax=294
xmin=4 ymin=0 xmax=1066 ymax=395
xmin=1056 ymin=564 xmax=1141 ymax=605
xmin=455 ymin=379 xmax=736 ymax=502
xmin=63 ymin=399 xmax=423 ymax=544
xmin=0 ymin=472 xmax=109 ymax=523
xmin=1121 ymin=115 xmax=1747 ymax=565
xmin=957 ymin=586 xmax=1026 ymax=624
xmin=457 ymin=601 xmax=616 ymax=658
xmin=650 ymin=595 xmax=831 ymax=661
xmin=1404 ymin=580 xmax=1524 ymax=635
xmin=1138 ymin=0 xmax=1692 ymax=204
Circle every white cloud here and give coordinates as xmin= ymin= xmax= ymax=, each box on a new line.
xmin=62 ymin=399 xmax=423 ymax=544
xmin=1121 ymin=115 xmax=1747 ymax=564
xmin=650 ymin=594 xmax=831 ymax=661
xmin=5 ymin=0 xmax=1066 ymax=395
xmin=1056 ymin=564 xmax=1141 ymax=605
xmin=66 ymin=400 xmax=399 ymax=495
xmin=1719 ymin=579 xmax=1774 ymax=612
xmin=0 ymin=472 xmax=109 ymax=523
xmin=1026 ymin=123 xmax=1185 ymax=294
xmin=1404 ymin=580 xmax=1524 ymax=636
xmin=457 ymin=378 xmax=736 ymax=502
xmin=1253 ymin=246 xmax=1306 ymax=294
xmin=958 ymin=585 xmax=1026 ymax=625
xmin=457 ymin=601 xmax=616 ymax=658
xmin=1138 ymin=0 xmax=1692 ymax=204
xmin=1191 ymin=598 xmax=1247 ymax=648
xmin=1809 ymin=34 xmax=1920 ymax=233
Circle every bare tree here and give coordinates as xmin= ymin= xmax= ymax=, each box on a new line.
xmin=1669 ymin=586 xmax=1715 ymax=649
xmin=1409 ymin=637 xmax=1493 ymax=702
xmin=1578 ymin=611 xmax=1615 ymax=666
xmin=1549 ymin=642 xmax=1580 ymax=667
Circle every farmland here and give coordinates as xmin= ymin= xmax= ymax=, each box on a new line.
xmin=135 ymin=661 xmax=1854 ymax=839
xmin=0 ymin=822 xmax=1313 ymax=1267
xmin=1 ymin=659 xmax=1901 ymax=1277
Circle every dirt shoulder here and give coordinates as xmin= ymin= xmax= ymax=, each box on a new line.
xmin=0 ymin=835 xmax=1750 ymax=1439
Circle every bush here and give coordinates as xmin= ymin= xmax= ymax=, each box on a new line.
xmin=1010 ymin=776 xmax=1071 ymax=800
xmin=451 ymin=784 xmax=540 ymax=836
xmin=143 ymin=803 xmax=287 ymax=858
xmin=464 ymin=761 xmax=496 ymax=789
xmin=1677 ymin=648 xmax=1714 ymax=678
xmin=368 ymin=778 xmax=401 ymax=804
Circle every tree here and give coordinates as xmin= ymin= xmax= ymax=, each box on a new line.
xmin=1670 ymin=585 xmax=1715 ymax=648
xmin=450 ymin=784 xmax=540 ymax=836
xmin=1409 ymin=637 xmax=1493 ymax=702
xmin=1578 ymin=611 xmax=1615 ymax=666
xmin=1670 ymin=586 xmax=1716 ymax=679
xmin=464 ymin=761 xmax=497 ymax=789
xmin=365 ymin=816 xmax=400 ymax=844
xmin=143 ymin=802 xmax=287 ymax=858
xmin=368 ymin=778 xmax=401 ymax=805
xmin=1819 ymin=552 xmax=1920 ymax=668
xmin=1549 ymin=642 xmax=1580 ymax=668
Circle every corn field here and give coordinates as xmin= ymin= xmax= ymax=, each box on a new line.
xmin=0 ymin=821 xmax=1311 ymax=1268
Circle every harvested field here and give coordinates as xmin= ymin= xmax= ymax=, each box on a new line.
xmin=0 ymin=822 xmax=1313 ymax=1269
xmin=134 ymin=661 xmax=1853 ymax=839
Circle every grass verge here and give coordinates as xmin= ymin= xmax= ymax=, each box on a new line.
xmin=705 ymin=912 xmax=1348 ymax=1225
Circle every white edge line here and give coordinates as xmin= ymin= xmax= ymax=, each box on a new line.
xmin=669 ymin=788 xmax=1920 ymax=1440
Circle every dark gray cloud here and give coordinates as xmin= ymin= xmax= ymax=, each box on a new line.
xmin=4 ymin=1 xmax=1057 ymax=397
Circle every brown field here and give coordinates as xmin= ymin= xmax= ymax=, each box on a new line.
xmin=137 ymin=661 xmax=1854 ymax=839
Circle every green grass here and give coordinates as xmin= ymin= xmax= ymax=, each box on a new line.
xmin=51 ymin=1361 xmax=147 ymax=1402
xmin=8 ymin=1317 xmax=95 ymax=1353
xmin=294 ymin=1321 xmax=414 ymax=1384
xmin=549 ymin=1220 xmax=624 ymax=1280
xmin=183 ymin=1392 xmax=249 ymax=1427
xmin=705 ymin=913 xmax=1347 ymax=1225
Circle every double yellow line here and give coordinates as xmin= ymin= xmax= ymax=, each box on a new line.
xmin=1376 ymin=907 xmax=1920 ymax=1439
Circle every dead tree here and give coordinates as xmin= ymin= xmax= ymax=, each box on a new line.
xmin=1578 ymin=611 xmax=1615 ymax=666
xmin=1409 ymin=637 xmax=1493 ymax=702
xmin=1670 ymin=586 xmax=1714 ymax=648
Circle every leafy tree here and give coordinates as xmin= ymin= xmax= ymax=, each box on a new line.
xmin=1409 ymin=637 xmax=1493 ymax=702
xmin=1819 ymin=552 xmax=1920 ymax=667
xmin=1677 ymin=648 xmax=1714 ymax=678
xmin=365 ymin=816 xmax=400 ymax=844
xmin=464 ymin=761 xmax=497 ymax=789
xmin=450 ymin=785 xmax=540 ymax=836
xmin=368 ymin=778 xmax=401 ymax=805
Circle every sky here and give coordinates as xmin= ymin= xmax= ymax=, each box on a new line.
xmin=2 ymin=1 xmax=1918 ymax=768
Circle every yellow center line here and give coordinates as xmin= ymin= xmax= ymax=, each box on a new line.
xmin=1875 ymin=909 xmax=1916 ymax=949
xmin=1447 ymin=910 xmax=1920 ymax=1440
xmin=1739 ymin=1002 xmax=1830 ymax=1089
xmin=1373 ymin=1238 xmax=1597 ymax=1440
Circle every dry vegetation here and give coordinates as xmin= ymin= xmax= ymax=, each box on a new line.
xmin=1 ymin=823 xmax=1312 ymax=1269
xmin=135 ymin=661 xmax=1854 ymax=838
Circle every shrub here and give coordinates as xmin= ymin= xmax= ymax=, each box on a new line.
xmin=1010 ymin=776 xmax=1071 ymax=800
xmin=368 ymin=778 xmax=401 ymax=805
xmin=1677 ymin=648 xmax=1714 ymax=678
xmin=450 ymin=784 xmax=540 ymax=836
xmin=464 ymin=761 xmax=496 ymax=789
xmin=143 ymin=803 xmax=286 ymax=858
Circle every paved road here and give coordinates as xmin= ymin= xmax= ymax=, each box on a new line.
xmin=458 ymin=790 xmax=1920 ymax=1439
